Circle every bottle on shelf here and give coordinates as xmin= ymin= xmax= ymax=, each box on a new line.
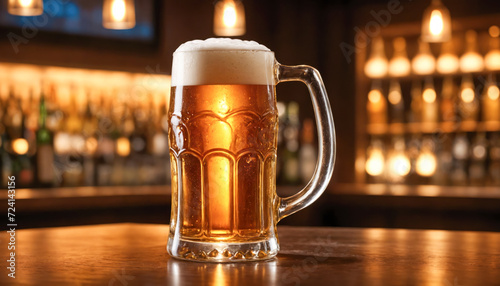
xmin=458 ymin=75 xmax=479 ymax=122
xmin=82 ymin=91 xmax=98 ymax=186
xmin=451 ymin=133 xmax=469 ymax=185
xmin=36 ymin=87 xmax=55 ymax=187
xmin=386 ymin=136 xmax=411 ymax=183
xmin=482 ymin=74 xmax=500 ymax=122
xmin=436 ymin=38 xmax=459 ymax=74
xmin=388 ymin=37 xmax=410 ymax=77
xmin=364 ymin=37 xmax=388 ymax=78
xmin=281 ymin=101 xmax=301 ymax=185
xmin=367 ymin=81 xmax=387 ymax=125
xmin=488 ymin=133 xmax=500 ymax=185
xmin=365 ymin=137 xmax=385 ymax=181
xmin=412 ymin=40 xmax=435 ymax=75
xmin=421 ymin=77 xmax=439 ymax=124
xmin=460 ymin=30 xmax=484 ymax=73
xmin=485 ymin=28 xmax=500 ymax=71
xmin=409 ymin=80 xmax=422 ymax=123
xmin=388 ymin=80 xmax=404 ymax=123
xmin=416 ymin=136 xmax=438 ymax=178
xmin=433 ymin=135 xmax=453 ymax=185
xmin=440 ymin=76 xmax=457 ymax=122
xmin=299 ymin=118 xmax=317 ymax=184
xmin=469 ymin=132 xmax=488 ymax=186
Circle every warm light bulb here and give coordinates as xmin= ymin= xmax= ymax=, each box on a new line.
xmin=429 ymin=10 xmax=444 ymax=36
xmin=488 ymin=85 xmax=500 ymax=101
xmin=116 ymin=137 xmax=131 ymax=157
xmin=366 ymin=149 xmax=385 ymax=176
xmin=416 ymin=151 xmax=437 ymax=176
xmin=422 ymin=88 xmax=437 ymax=103
xmin=388 ymin=58 xmax=410 ymax=77
xmin=111 ymin=0 xmax=126 ymax=21
xmin=489 ymin=25 xmax=500 ymax=38
xmin=222 ymin=2 xmax=237 ymax=28
xmin=368 ymin=89 xmax=383 ymax=103
xmin=20 ymin=0 xmax=33 ymax=7
xmin=460 ymin=53 xmax=484 ymax=72
xmin=12 ymin=138 xmax=29 ymax=155
xmin=461 ymin=87 xmax=475 ymax=103
xmin=389 ymin=153 xmax=411 ymax=177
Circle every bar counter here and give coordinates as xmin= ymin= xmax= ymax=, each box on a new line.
xmin=2 ymin=223 xmax=499 ymax=285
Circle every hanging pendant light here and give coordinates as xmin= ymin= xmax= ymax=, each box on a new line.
xmin=103 ymin=0 xmax=136 ymax=30
xmin=8 ymin=0 xmax=43 ymax=16
xmin=421 ymin=0 xmax=451 ymax=42
xmin=214 ymin=0 xmax=246 ymax=36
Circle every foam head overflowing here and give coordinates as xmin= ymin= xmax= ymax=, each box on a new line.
xmin=171 ymin=38 xmax=274 ymax=86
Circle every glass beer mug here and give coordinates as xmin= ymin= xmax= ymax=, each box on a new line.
xmin=167 ymin=38 xmax=336 ymax=262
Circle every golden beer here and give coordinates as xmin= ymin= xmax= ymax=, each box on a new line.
xmin=169 ymin=84 xmax=277 ymax=241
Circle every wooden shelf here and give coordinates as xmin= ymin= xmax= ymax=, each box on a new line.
xmin=367 ymin=121 xmax=500 ymax=135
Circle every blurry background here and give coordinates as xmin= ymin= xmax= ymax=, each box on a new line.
xmin=1 ymin=0 xmax=500 ymax=231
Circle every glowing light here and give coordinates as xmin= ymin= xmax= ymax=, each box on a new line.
xmin=429 ymin=10 xmax=444 ymax=36
xmin=460 ymin=53 xmax=484 ymax=72
xmin=388 ymin=90 xmax=402 ymax=105
xmin=422 ymin=88 xmax=437 ymax=103
xmin=485 ymin=50 xmax=500 ymax=70
xmin=86 ymin=137 xmax=98 ymax=155
xmin=416 ymin=152 xmax=437 ymax=177
xmin=364 ymin=38 xmax=388 ymax=78
xmin=12 ymin=138 xmax=29 ymax=155
xmin=20 ymin=0 xmax=33 ymax=7
xmin=222 ymin=2 xmax=237 ymax=28
xmin=388 ymin=153 xmax=411 ymax=177
xmin=111 ymin=0 xmax=126 ymax=21
xmin=489 ymin=25 xmax=500 ymax=38
xmin=461 ymin=87 xmax=475 ymax=103
xmin=473 ymin=145 xmax=486 ymax=159
xmin=116 ymin=137 xmax=131 ymax=157
xmin=368 ymin=89 xmax=383 ymax=104
xmin=437 ymin=54 xmax=459 ymax=74
xmin=388 ymin=37 xmax=410 ymax=77
xmin=488 ymin=85 xmax=500 ymax=101
xmin=366 ymin=149 xmax=385 ymax=176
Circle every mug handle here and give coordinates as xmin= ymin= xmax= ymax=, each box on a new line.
xmin=275 ymin=62 xmax=336 ymax=221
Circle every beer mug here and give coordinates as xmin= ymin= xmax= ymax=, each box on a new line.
xmin=167 ymin=38 xmax=336 ymax=262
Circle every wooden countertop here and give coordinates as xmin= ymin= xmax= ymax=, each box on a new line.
xmin=2 ymin=223 xmax=499 ymax=285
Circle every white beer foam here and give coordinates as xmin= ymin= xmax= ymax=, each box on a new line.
xmin=171 ymin=38 xmax=274 ymax=86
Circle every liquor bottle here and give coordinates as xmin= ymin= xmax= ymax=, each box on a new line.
xmin=436 ymin=38 xmax=459 ymax=74
xmin=387 ymin=136 xmax=410 ymax=183
xmin=150 ymin=97 xmax=170 ymax=184
xmin=16 ymin=97 xmax=35 ymax=188
xmin=421 ymin=77 xmax=438 ymax=123
xmin=416 ymin=136 xmax=438 ymax=179
xmin=281 ymin=101 xmax=301 ymax=185
xmin=412 ymin=40 xmax=435 ymax=75
xmin=469 ymin=132 xmax=488 ymax=186
xmin=388 ymin=80 xmax=404 ymax=123
xmin=276 ymin=101 xmax=286 ymax=180
xmin=388 ymin=37 xmax=410 ymax=77
xmin=365 ymin=137 xmax=385 ymax=181
xmin=433 ymin=135 xmax=453 ymax=185
xmin=366 ymin=81 xmax=387 ymax=125
xmin=82 ymin=92 xmax=98 ymax=186
xmin=409 ymin=80 xmax=422 ymax=123
xmin=450 ymin=133 xmax=469 ymax=185
xmin=482 ymin=74 xmax=500 ymax=122
xmin=299 ymin=118 xmax=317 ymax=184
xmin=460 ymin=30 xmax=484 ymax=73
xmin=36 ymin=88 xmax=55 ymax=187
xmin=60 ymin=90 xmax=85 ymax=186
xmin=458 ymin=75 xmax=479 ymax=122
xmin=440 ymin=77 xmax=456 ymax=122
xmin=489 ymin=133 xmax=500 ymax=185
xmin=95 ymin=95 xmax=115 ymax=186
